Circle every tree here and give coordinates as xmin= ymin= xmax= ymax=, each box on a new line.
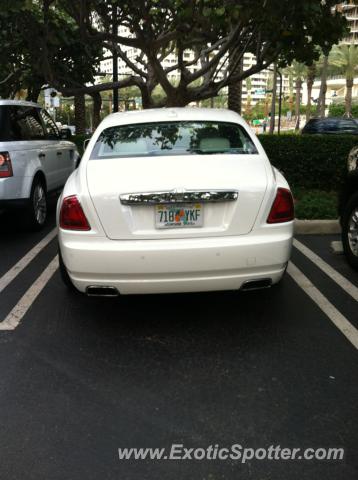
xmin=317 ymin=54 xmax=329 ymax=118
xmin=0 ymin=0 xmax=103 ymax=132
xmin=228 ymin=55 xmax=243 ymax=113
xmin=306 ymin=63 xmax=317 ymax=121
xmin=287 ymin=61 xmax=307 ymax=130
xmin=329 ymin=44 xmax=358 ymax=117
xmin=60 ymin=0 xmax=347 ymax=108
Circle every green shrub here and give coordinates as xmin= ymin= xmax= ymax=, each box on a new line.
xmin=293 ymin=189 xmax=338 ymax=219
xmin=258 ymin=134 xmax=356 ymax=191
xmin=328 ymin=102 xmax=358 ymax=118
xmin=72 ymin=133 xmax=91 ymax=155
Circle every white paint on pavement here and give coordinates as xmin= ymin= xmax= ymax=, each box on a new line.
xmin=0 ymin=228 xmax=57 ymax=293
xmin=293 ymin=239 xmax=358 ymax=302
xmin=288 ymin=262 xmax=358 ymax=350
xmin=330 ymin=240 xmax=344 ymax=255
xmin=0 ymin=256 xmax=59 ymax=331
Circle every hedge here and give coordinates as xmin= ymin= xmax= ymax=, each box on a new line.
xmin=258 ymin=134 xmax=357 ymax=191
xmin=72 ymin=133 xmax=91 ymax=155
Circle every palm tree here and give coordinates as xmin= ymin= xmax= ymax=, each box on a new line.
xmin=284 ymin=61 xmax=306 ymax=130
xmin=306 ymin=63 xmax=317 ymax=121
xmin=329 ymin=44 xmax=358 ymax=117
xmin=317 ymin=54 xmax=329 ymax=118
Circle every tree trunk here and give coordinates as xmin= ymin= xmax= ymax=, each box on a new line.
xmin=269 ymin=64 xmax=278 ymax=134
xmin=295 ymin=78 xmax=302 ymax=131
xmin=228 ymin=54 xmax=243 ymax=114
xmin=74 ymin=94 xmax=86 ymax=134
xmin=306 ymin=64 xmax=316 ymax=122
xmin=91 ymin=92 xmax=102 ymax=129
xmin=317 ymin=55 xmax=328 ymax=118
xmin=306 ymin=80 xmax=313 ymax=121
xmin=26 ymin=85 xmax=41 ymax=103
xmin=228 ymin=81 xmax=243 ymax=113
xmin=345 ymin=78 xmax=353 ymax=118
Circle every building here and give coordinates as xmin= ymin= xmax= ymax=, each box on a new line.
xmin=337 ymin=1 xmax=358 ymax=44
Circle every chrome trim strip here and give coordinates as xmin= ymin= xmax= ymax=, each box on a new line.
xmin=120 ymin=189 xmax=238 ymax=205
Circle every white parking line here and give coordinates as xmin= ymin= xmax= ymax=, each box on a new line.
xmin=293 ymin=239 xmax=358 ymax=302
xmin=0 ymin=228 xmax=57 ymax=294
xmin=0 ymin=256 xmax=58 ymax=331
xmin=288 ymin=262 xmax=358 ymax=350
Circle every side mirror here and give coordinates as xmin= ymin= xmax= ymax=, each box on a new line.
xmin=83 ymin=138 xmax=90 ymax=151
xmin=60 ymin=128 xmax=72 ymax=140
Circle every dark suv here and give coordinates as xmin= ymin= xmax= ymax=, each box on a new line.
xmin=302 ymin=117 xmax=358 ymax=135
xmin=339 ymin=147 xmax=358 ymax=269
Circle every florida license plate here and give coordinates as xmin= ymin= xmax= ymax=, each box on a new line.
xmin=155 ymin=204 xmax=203 ymax=229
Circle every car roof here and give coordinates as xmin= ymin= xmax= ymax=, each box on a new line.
xmin=100 ymin=107 xmax=245 ymax=128
xmin=0 ymin=99 xmax=41 ymax=108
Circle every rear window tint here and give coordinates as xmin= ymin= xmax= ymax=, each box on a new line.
xmin=90 ymin=121 xmax=258 ymax=159
xmin=303 ymin=118 xmax=358 ymax=133
xmin=0 ymin=106 xmax=45 ymax=141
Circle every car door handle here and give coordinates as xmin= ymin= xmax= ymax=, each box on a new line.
xmin=38 ymin=152 xmax=46 ymax=158
xmin=57 ymin=151 xmax=62 ymax=156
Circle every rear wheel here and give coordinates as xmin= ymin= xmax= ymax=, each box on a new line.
xmin=342 ymin=191 xmax=358 ymax=270
xmin=27 ymin=177 xmax=47 ymax=230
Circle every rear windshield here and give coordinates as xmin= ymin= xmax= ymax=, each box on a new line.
xmin=90 ymin=121 xmax=258 ymax=159
xmin=303 ymin=118 xmax=358 ymax=134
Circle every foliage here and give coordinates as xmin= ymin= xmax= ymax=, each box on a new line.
xmin=258 ymin=133 xmax=356 ymax=191
xmin=0 ymin=0 xmax=103 ymax=100
xmin=294 ymin=189 xmax=338 ymax=219
xmin=329 ymin=44 xmax=358 ymax=81
xmin=58 ymin=0 xmax=347 ymax=107
xmin=328 ymin=102 xmax=358 ymax=118
xmin=72 ymin=133 xmax=92 ymax=155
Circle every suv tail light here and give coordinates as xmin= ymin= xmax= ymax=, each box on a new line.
xmin=0 ymin=152 xmax=13 ymax=178
xmin=267 ymin=188 xmax=294 ymax=224
xmin=60 ymin=195 xmax=91 ymax=231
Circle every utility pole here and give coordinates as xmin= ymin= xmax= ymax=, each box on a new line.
xmin=269 ymin=64 xmax=278 ymax=134
xmin=112 ymin=3 xmax=119 ymax=112
xmin=277 ymin=69 xmax=283 ymax=135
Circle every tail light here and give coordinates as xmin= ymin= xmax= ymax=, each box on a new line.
xmin=0 ymin=152 xmax=13 ymax=178
xmin=60 ymin=195 xmax=91 ymax=231
xmin=267 ymin=188 xmax=294 ymax=224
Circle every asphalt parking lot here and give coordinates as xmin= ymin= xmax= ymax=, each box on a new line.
xmin=0 ymin=212 xmax=357 ymax=480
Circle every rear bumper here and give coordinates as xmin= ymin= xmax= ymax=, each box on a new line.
xmin=59 ymin=224 xmax=293 ymax=294
xmin=0 ymin=176 xmax=32 ymax=201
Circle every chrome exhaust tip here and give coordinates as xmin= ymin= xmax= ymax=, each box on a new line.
xmin=240 ymin=278 xmax=272 ymax=291
xmin=86 ymin=286 xmax=119 ymax=297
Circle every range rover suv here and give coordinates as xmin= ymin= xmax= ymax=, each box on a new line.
xmin=0 ymin=100 xmax=79 ymax=229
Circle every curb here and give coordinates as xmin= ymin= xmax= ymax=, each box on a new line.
xmin=294 ymin=219 xmax=341 ymax=235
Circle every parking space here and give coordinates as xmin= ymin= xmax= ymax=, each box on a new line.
xmin=0 ymin=219 xmax=357 ymax=479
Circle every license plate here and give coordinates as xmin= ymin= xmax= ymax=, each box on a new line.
xmin=155 ymin=203 xmax=203 ymax=229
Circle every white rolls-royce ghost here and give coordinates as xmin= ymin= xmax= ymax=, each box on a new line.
xmin=57 ymin=108 xmax=294 ymax=296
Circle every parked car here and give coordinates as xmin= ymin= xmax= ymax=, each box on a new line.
xmin=339 ymin=146 xmax=358 ymax=269
xmin=57 ymin=108 xmax=294 ymax=296
xmin=302 ymin=117 xmax=358 ymax=135
xmin=0 ymin=100 xmax=79 ymax=229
